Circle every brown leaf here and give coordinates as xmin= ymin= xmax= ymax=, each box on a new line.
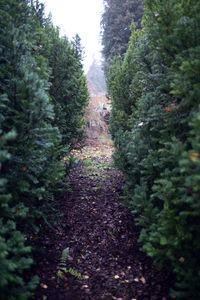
xmin=179 ymin=257 xmax=185 ymax=263
xmin=40 ymin=283 xmax=48 ymax=289
xmin=140 ymin=277 xmax=146 ymax=284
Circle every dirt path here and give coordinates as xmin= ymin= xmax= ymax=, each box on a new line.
xmin=33 ymin=139 xmax=173 ymax=300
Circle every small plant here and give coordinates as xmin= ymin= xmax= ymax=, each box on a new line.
xmin=83 ymin=158 xmax=93 ymax=166
xmin=60 ymin=247 xmax=69 ymax=270
xmin=57 ymin=247 xmax=86 ymax=280
xmin=92 ymin=185 xmax=102 ymax=191
xmin=57 ymin=247 xmax=69 ymax=277
xmin=67 ymin=268 xmax=86 ymax=280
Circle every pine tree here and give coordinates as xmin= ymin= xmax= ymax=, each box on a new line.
xmin=43 ymin=23 xmax=89 ymax=150
xmin=0 ymin=0 xmax=89 ymax=297
xmin=109 ymin=0 xmax=200 ymax=298
xmin=87 ymin=58 xmax=106 ymax=93
xmin=101 ymin=0 xmax=143 ymax=74
xmin=0 ymin=0 xmax=64 ymax=296
xmin=72 ymin=33 xmax=85 ymax=64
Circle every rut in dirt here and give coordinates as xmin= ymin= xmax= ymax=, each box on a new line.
xmin=33 ymin=140 xmax=173 ymax=300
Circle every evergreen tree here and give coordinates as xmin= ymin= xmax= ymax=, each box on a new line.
xmin=0 ymin=0 xmax=64 ymax=296
xmin=101 ymin=0 xmax=143 ymax=74
xmin=0 ymin=0 xmax=88 ymax=297
xmin=43 ymin=23 xmax=89 ymax=150
xmin=72 ymin=33 xmax=85 ymax=64
xmin=109 ymin=0 xmax=200 ymax=298
xmin=87 ymin=58 xmax=107 ymax=94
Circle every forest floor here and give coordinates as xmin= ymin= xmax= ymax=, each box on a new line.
xmin=32 ymin=137 xmax=173 ymax=300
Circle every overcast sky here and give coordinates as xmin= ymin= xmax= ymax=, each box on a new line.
xmin=42 ymin=0 xmax=104 ymax=72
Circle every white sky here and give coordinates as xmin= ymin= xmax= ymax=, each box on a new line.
xmin=41 ymin=0 xmax=104 ymax=72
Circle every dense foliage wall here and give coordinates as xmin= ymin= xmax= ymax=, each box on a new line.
xmin=0 ymin=0 xmax=88 ymax=298
xmin=108 ymin=0 xmax=200 ymax=298
xmin=43 ymin=27 xmax=89 ymax=149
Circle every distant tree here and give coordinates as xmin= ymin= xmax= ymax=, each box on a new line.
xmin=31 ymin=0 xmax=45 ymax=26
xmin=101 ymin=0 xmax=143 ymax=74
xmin=72 ymin=33 xmax=85 ymax=65
xmin=87 ymin=58 xmax=106 ymax=94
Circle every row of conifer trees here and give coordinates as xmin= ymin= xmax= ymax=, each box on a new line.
xmin=0 ymin=0 xmax=88 ymax=298
xmin=108 ymin=0 xmax=200 ymax=298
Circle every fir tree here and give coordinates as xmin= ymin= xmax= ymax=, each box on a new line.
xmin=43 ymin=23 xmax=89 ymax=149
xmin=0 ymin=0 xmax=64 ymax=296
xmin=101 ymin=0 xmax=143 ymax=74
xmin=109 ymin=0 xmax=200 ymax=298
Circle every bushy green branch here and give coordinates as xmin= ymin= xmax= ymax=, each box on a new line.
xmin=108 ymin=0 xmax=200 ymax=298
xmin=0 ymin=0 xmax=88 ymax=297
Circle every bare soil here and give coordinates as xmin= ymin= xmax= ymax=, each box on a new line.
xmin=31 ymin=139 xmax=173 ymax=300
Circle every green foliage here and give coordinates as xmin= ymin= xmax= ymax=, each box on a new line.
xmin=57 ymin=248 xmax=86 ymax=280
xmin=59 ymin=247 xmax=69 ymax=272
xmin=101 ymin=0 xmax=144 ymax=74
xmin=43 ymin=23 xmax=89 ymax=150
xmin=66 ymin=268 xmax=86 ymax=280
xmin=0 ymin=0 xmax=88 ymax=297
xmin=109 ymin=0 xmax=200 ymax=298
xmin=0 ymin=219 xmax=39 ymax=300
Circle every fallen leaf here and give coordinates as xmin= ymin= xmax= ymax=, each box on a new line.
xmin=170 ymin=102 xmax=177 ymax=106
xmin=81 ymin=285 xmax=88 ymax=289
xmin=40 ymin=283 xmax=48 ymax=289
xmin=164 ymin=107 xmax=171 ymax=112
xmin=179 ymin=257 xmax=185 ymax=263
xmin=134 ymin=278 xmax=139 ymax=282
xmin=140 ymin=277 xmax=146 ymax=284
xmin=114 ymin=275 xmax=120 ymax=279
xmin=189 ymin=152 xmax=199 ymax=162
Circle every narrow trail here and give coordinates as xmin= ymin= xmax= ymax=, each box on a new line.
xmin=33 ymin=139 xmax=173 ymax=300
